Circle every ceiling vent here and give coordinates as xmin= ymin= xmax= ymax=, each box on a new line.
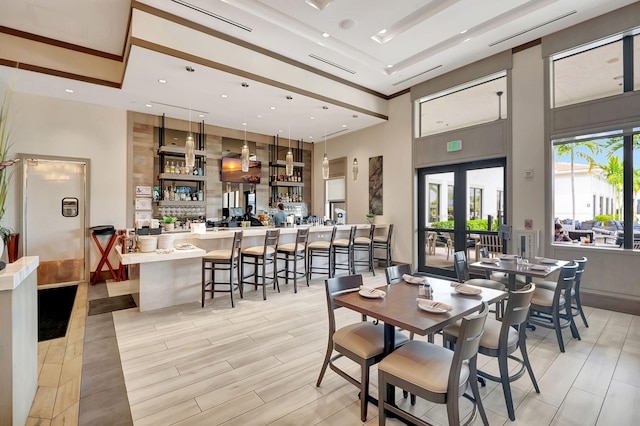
xmin=171 ymin=0 xmax=252 ymax=32
xmin=489 ymin=10 xmax=576 ymax=47
xmin=150 ymin=101 xmax=208 ymax=115
xmin=308 ymin=54 xmax=356 ymax=74
xmin=392 ymin=65 xmax=442 ymax=86
xmin=326 ymin=128 xmax=349 ymax=137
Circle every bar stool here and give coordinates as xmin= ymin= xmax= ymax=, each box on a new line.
xmin=240 ymin=229 xmax=280 ymax=300
xmin=277 ymin=227 xmax=310 ymax=293
xmin=353 ymin=224 xmax=376 ymax=276
xmin=201 ymin=231 xmax=243 ymax=308
xmin=332 ymin=226 xmax=356 ymax=276
xmin=307 ymin=226 xmax=337 ymax=280
xmin=373 ymin=224 xmax=394 ymax=267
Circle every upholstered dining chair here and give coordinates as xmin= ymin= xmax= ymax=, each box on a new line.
xmin=307 ymin=226 xmax=337 ymax=280
xmin=534 ymin=257 xmax=588 ymax=327
xmin=528 ymin=263 xmax=579 ymax=352
xmin=276 ymin=227 xmax=309 ymax=293
xmin=384 ymin=263 xmax=411 ymax=284
xmin=316 ymin=274 xmax=409 ymax=422
xmin=331 ymin=226 xmax=356 ymax=276
xmin=443 ymin=283 xmax=539 ymax=421
xmin=373 ymin=224 xmax=394 ymax=267
xmin=378 ymin=302 xmax=490 ymax=426
xmin=240 ymin=229 xmax=280 ymax=300
xmin=201 ymin=230 xmax=243 ymax=308
xmin=353 ymin=224 xmax=376 ymax=275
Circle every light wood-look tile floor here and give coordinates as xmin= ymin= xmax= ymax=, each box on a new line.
xmin=106 ymin=272 xmax=640 ymax=426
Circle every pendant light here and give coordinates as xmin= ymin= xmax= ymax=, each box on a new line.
xmin=241 ymin=117 xmax=250 ymax=172
xmin=285 ymin=122 xmax=294 ymax=176
xmin=322 ymin=129 xmax=329 ymax=180
xmin=184 ymin=66 xmax=196 ymax=173
xmin=352 ymin=158 xmax=359 ymax=181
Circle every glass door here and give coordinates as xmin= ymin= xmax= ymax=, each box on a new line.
xmin=418 ymin=159 xmax=506 ymax=277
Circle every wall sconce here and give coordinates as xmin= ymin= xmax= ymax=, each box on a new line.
xmin=352 ymin=158 xmax=359 ymax=181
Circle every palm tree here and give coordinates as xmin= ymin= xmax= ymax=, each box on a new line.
xmin=599 ymin=156 xmax=623 ymax=219
xmin=602 ymin=134 xmax=640 ymax=219
xmin=554 ymin=141 xmax=601 ymax=222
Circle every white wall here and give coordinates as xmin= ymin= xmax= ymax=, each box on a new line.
xmin=312 ymin=94 xmax=412 ymax=264
xmin=3 ymin=92 xmax=127 ymax=270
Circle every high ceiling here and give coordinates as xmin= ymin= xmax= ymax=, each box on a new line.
xmin=0 ymin=0 xmax=636 ymax=142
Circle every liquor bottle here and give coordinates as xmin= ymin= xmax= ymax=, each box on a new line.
xmin=170 ymin=161 xmax=175 ymax=174
xmin=164 ymin=162 xmax=171 ymax=174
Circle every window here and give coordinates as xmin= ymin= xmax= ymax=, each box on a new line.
xmin=469 ymin=187 xmax=482 ymax=220
xmin=418 ymin=72 xmax=507 ymax=137
xmin=447 ymin=185 xmax=454 ymax=220
xmin=497 ymin=190 xmax=504 ymax=220
xmin=428 ymin=183 xmax=440 ymax=222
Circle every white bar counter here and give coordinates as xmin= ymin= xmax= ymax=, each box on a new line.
xmin=0 ymin=256 xmax=39 ymax=426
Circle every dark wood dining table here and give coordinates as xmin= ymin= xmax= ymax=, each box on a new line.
xmin=470 ymin=257 xmax=569 ymax=291
xmin=333 ymin=276 xmax=507 ymax=417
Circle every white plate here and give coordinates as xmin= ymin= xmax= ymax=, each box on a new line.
xmin=480 ymin=258 xmax=499 ymax=264
xmin=455 ymin=285 xmax=482 ymax=295
xmin=176 ymin=243 xmax=195 ymax=250
xmin=417 ymin=301 xmax=449 ymax=314
xmin=498 ymin=255 xmax=518 ymax=261
xmin=359 ymin=289 xmax=386 ymax=299
xmin=538 ymin=258 xmax=558 ymax=264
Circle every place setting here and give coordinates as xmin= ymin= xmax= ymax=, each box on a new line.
xmin=358 ymin=285 xmax=386 ymax=299
xmin=416 ymin=298 xmax=452 ymax=314
xmin=450 ymin=282 xmax=483 ymax=296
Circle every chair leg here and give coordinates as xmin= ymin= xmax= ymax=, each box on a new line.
xmin=552 ymin=311 xmax=565 ymax=352
xmin=574 ymin=293 xmax=589 ymax=327
xmin=498 ymin=351 xmax=515 ymax=421
xmin=237 ymin=259 xmax=243 ymax=298
xmin=262 ymin=260 xmax=267 ymax=301
xmin=292 ymin=253 xmax=298 ymax=293
xmin=360 ymin=363 xmax=369 ymax=422
xmin=469 ymin=358 xmax=489 ymax=426
xmin=201 ymin=262 xmax=207 ymax=308
xmin=316 ymin=338 xmax=332 ymax=387
xmin=378 ymin=372 xmax=387 ymax=426
xmin=446 ymin=385 xmax=460 ymax=426
xmin=520 ymin=333 xmax=540 ymax=393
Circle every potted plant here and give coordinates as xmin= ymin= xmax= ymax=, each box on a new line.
xmin=366 ymin=213 xmax=375 ymax=224
xmin=160 ymin=216 xmax=178 ymax=232
xmin=0 ymin=77 xmax=18 ymax=268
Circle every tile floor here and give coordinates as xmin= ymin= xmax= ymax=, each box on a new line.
xmin=26 ymin=270 xmax=640 ymax=425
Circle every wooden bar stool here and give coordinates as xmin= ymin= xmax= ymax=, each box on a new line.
xmin=277 ymin=227 xmax=309 ymax=293
xmin=307 ymin=226 xmax=337 ymax=280
xmin=373 ymin=224 xmax=394 ymax=267
xmin=332 ymin=226 xmax=356 ymax=276
xmin=353 ymin=224 xmax=376 ymax=276
xmin=240 ymin=229 xmax=280 ymax=300
xmin=201 ymin=231 xmax=243 ymax=308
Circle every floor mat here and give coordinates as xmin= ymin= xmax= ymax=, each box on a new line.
xmin=38 ymin=285 xmax=78 ymax=342
xmin=88 ymin=294 xmax=137 ymax=316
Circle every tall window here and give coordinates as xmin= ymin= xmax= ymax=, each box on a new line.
xmin=419 ymin=72 xmax=507 ymax=137
xmin=428 ymin=183 xmax=440 ymax=222
xmin=496 ymin=190 xmax=504 ymax=221
xmin=469 ymin=187 xmax=482 ymax=220
xmin=447 ymin=185 xmax=454 ymax=220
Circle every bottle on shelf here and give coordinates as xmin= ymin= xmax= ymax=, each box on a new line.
xmin=164 ymin=162 xmax=171 ymax=174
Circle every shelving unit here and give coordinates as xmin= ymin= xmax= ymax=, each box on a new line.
xmin=269 ymin=136 xmax=305 ymax=206
xmin=156 ymin=115 xmax=207 ymax=219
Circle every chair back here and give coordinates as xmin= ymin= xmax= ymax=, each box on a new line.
xmin=453 ymin=251 xmax=470 ymax=282
xmin=385 ymin=264 xmax=411 ymax=284
xmin=367 ymin=224 xmax=376 ymax=240
xmin=324 ymin=274 xmax=364 ymax=333
xmin=264 ymin=229 xmax=280 ymax=257
xmin=573 ymin=257 xmax=587 ymax=291
xmin=328 ymin=226 xmax=338 ymax=245
xmin=385 ymin=224 xmax=394 ymax=244
xmin=448 ymin=302 xmax=489 ymax=390
xmin=503 ymin=283 xmax=535 ymax=328
xmin=479 ymin=247 xmax=489 ymax=259
xmin=478 ymin=233 xmax=503 ymax=257
xmin=554 ymin=263 xmax=578 ymax=306
xmin=295 ymin=227 xmax=310 ymax=248
xmin=230 ymin=231 xmax=243 ymax=257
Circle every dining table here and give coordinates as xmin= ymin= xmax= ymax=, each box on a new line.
xmin=333 ymin=275 xmax=507 ymax=419
xmin=471 ymin=256 xmax=569 ymax=291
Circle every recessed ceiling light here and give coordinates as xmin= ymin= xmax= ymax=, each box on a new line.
xmin=378 ymin=29 xmax=387 ymax=34
xmin=310 ymin=116 xmax=315 ymax=120
xmin=309 ymin=136 xmax=314 ymax=139
xmin=270 ymin=106 xmax=277 ymax=110
xmin=460 ymin=29 xmax=468 ymax=34
xmin=198 ymin=114 xmax=205 ymax=118
xmin=386 ymin=64 xmax=393 ymax=68
xmin=64 ymin=89 xmax=74 ymax=93
xmin=221 ymin=94 xmax=228 ymax=98
xmin=256 ymin=115 xmax=262 ymax=119
xmin=242 ymin=122 xmax=247 ymax=126
xmin=278 ymin=129 xmax=284 ymax=133
xmin=158 ymin=79 xmax=167 ymax=84
xmin=317 ymin=42 xmax=325 ymax=47
xmin=145 ymin=103 xmax=153 ymax=108
xmin=463 ymin=38 xmax=472 ymax=43
xmin=322 ymin=32 xmax=330 ymax=38
xmin=341 ymin=124 xmax=347 ymax=128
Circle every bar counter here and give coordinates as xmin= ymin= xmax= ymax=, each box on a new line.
xmin=118 ymin=224 xmax=384 ymax=311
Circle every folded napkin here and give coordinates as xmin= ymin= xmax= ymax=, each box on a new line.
xmin=534 ymin=257 xmax=558 ymax=264
xmin=453 ymin=284 xmax=482 ymax=295
xmin=416 ymin=298 xmax=452 ymax=312
xmin=402 ymin=274 xmax=427 ymax=284
xmin=480 ymin=257 xmax=500 ymax=264
xmin=359 ymin=285 xmax=386 ymax=297
xmin=529 ymin=264 xmax=550 ymax=272
xmin=498 ymin=254 xmax=518 ymax=261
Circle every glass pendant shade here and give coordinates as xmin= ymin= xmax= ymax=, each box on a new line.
xmin=285 ymin=149 xmax=294 ymax=176
xmin=241 ymin=141 xmax=250 ymax=172
xmin=352 ymin=158 xmax=359 ymax=181
xmin=322 ymin=153 xmax=329 ymax=179
xmin=185 ymin=133 xmax=195 ymax=171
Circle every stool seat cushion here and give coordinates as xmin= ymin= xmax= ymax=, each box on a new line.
xmin=333 ymin=322 xmax=408 ymax=359
xmin=444 ymin=317 xmax=518 ymax=350
xmin=531 ymin=287 xmax=564 ymax=307
xmin=379 ymin=340 xmax=468 ymax=394
xmin=373 ymin=237 xmax=387 ymax=243
xmin=308 ymin=240 xmax=330 ymax=249
xmin=333 ymin=239 xmax=350 ymax=247
xmin=354 ymin=237 xmax=372 ymax=244
xmin=242 ymin=246 xmax=275 ymax=256
xmin=204 ymin=249 xmax=236 ymax=260
xmin=278 ymin=243 xmax=305 ymax=253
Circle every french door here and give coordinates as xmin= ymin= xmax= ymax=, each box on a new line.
xmin=418 ymin=158 xmax=506 ymax=277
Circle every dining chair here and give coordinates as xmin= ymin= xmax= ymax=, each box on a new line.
xmin=528 ymin=263 xmax=579 ymax=352
xmin=201 ymin=231 xmax=243 ymax=308
xmin=443 ymin=284 xmax=539 ymax=420
xmin=378 ymin=302 xmax=490 ymax=426
xmin=316 ymin=274 xmax=409 ymax=422
xmin=307 ymin=226 xmax=337 ymax=281
xmin=373 ymin=224 xmax=394 ymax=267
xmin=353 ymin=224 xmax=376 ymax=275
xmin=331 ymin=226 xmax=356 ymax=276
xmin=384 ymin=263 xmax=411 ymax=284
xmin=240 ymin=229 xmax=280 ymax=300
xmin=534 ymin=257 xmax=588 ymax=327
xmin=453 ymin=250 xmax=505 ymax=319
xmin=477 ymin=233 xmax=503 ymax=258
xmin=276 ymin=227 xmax=309 ymax=293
